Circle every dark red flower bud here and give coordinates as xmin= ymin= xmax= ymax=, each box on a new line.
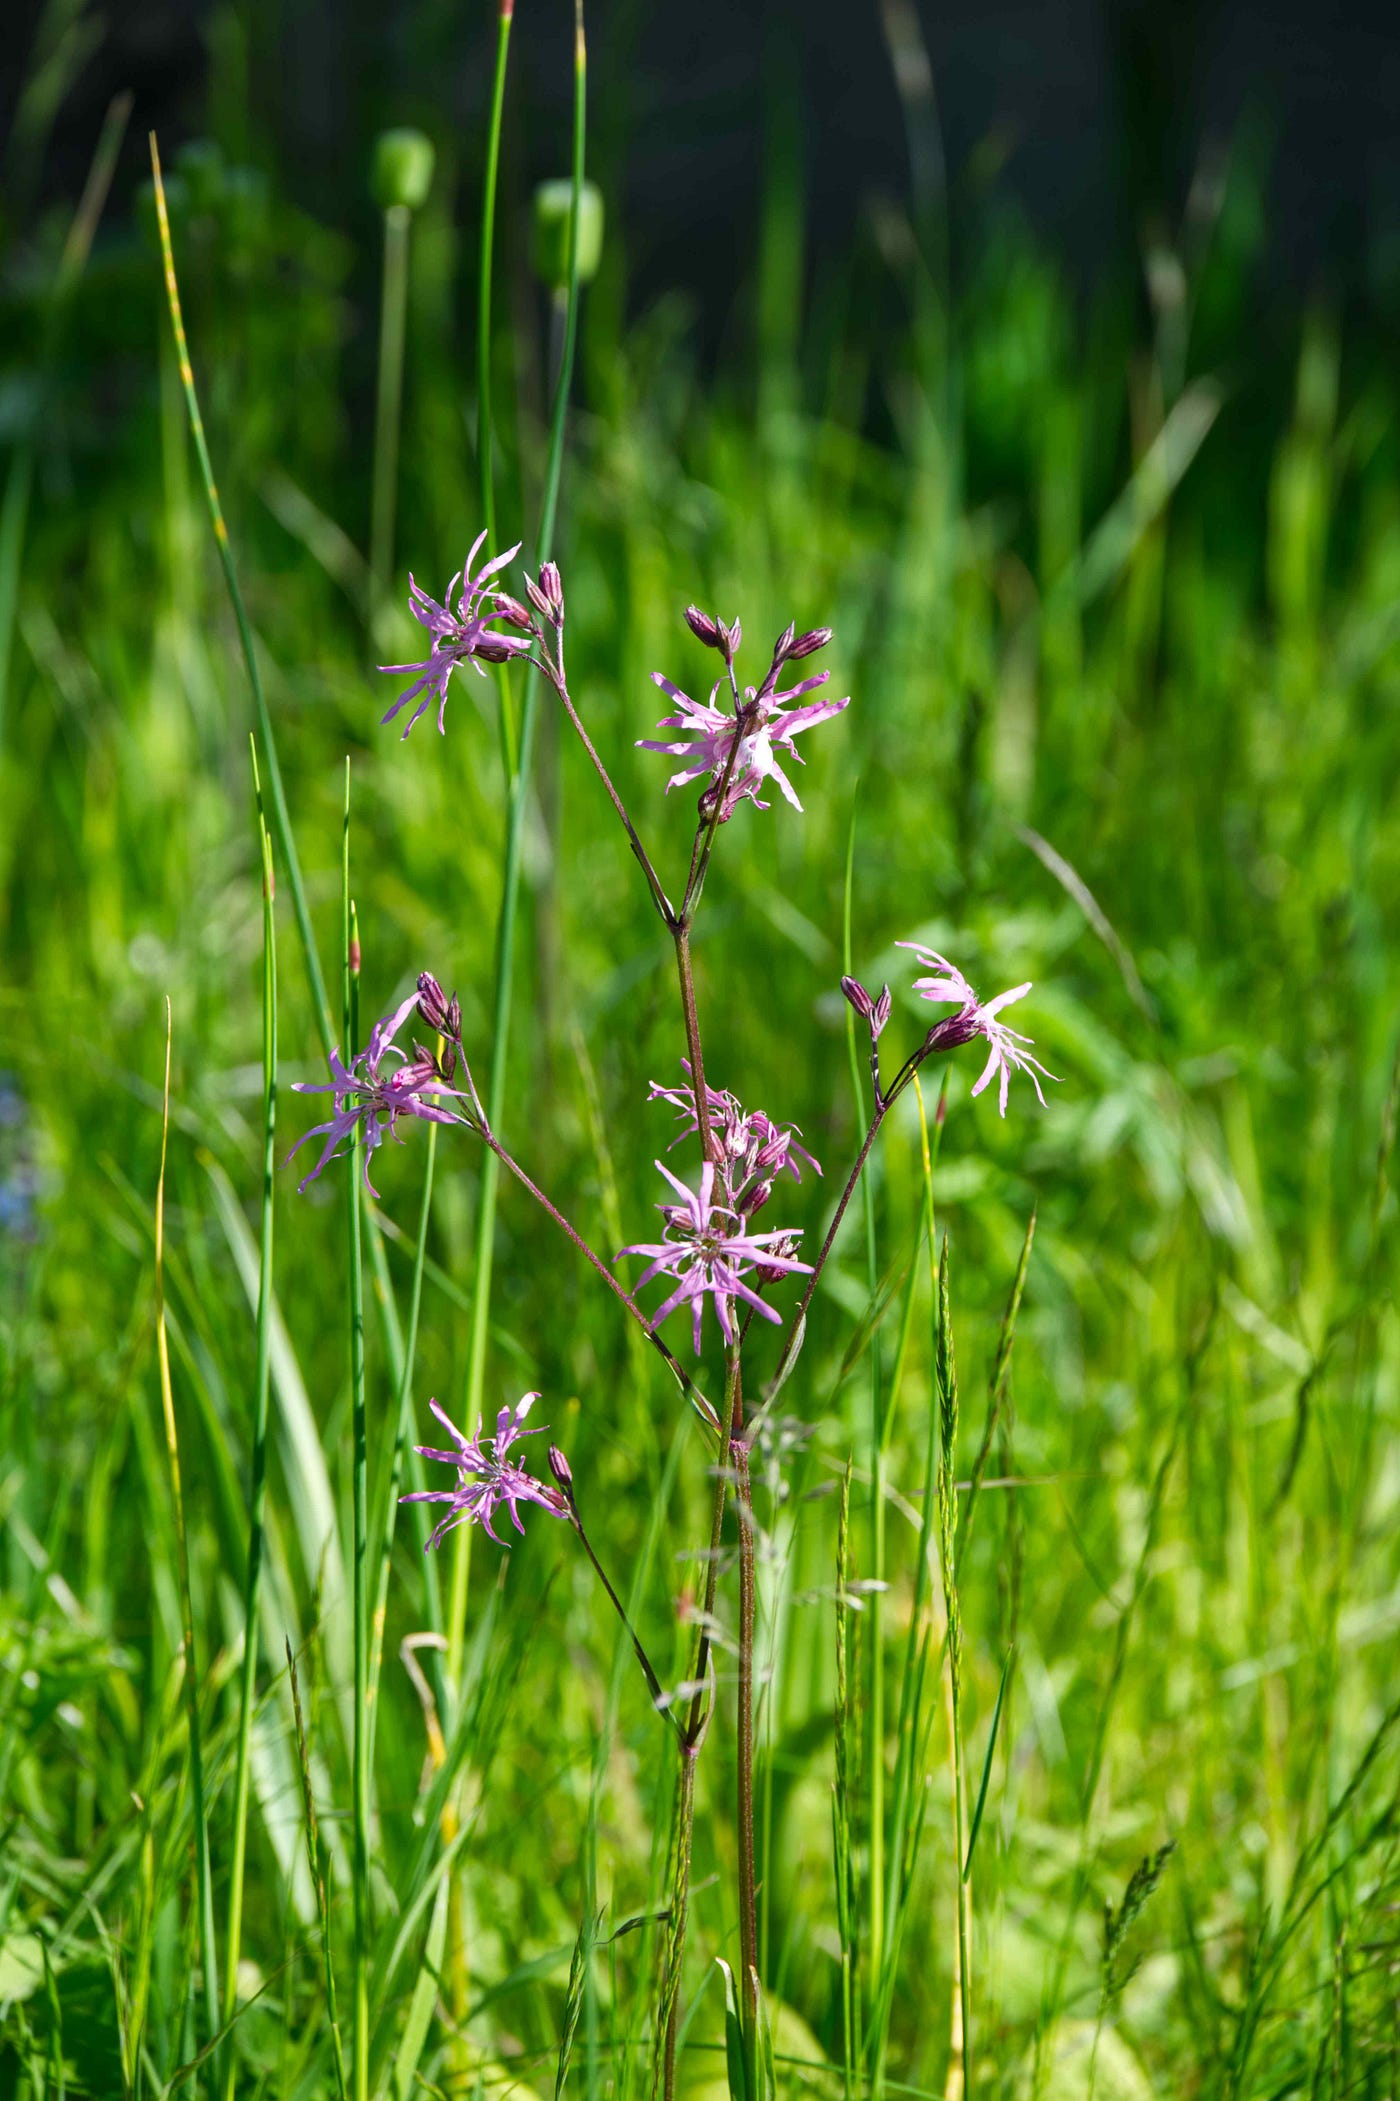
xmin=538 ymin=561 xmax=564 ymax=621
xmin=718 ymin=615 xmax=742 ymax=659
xmin=773 ymin=620 xmax=797 ymax=661
xmin=685 ymin=605 xmax=723 ymax=649
xmin=872 ymin=985 xmax=892 ymax=1040
xmin=547 ymin=1445 xmax=573 ymax=1491
xmin=493 ymin=592 xmax=534 ymax=630
xmin=417 ymin=971 xmax=450 ymax=1032
xmin=841 ymin=975 xmax=874 ymax=1021
xmin=788 ymin=625 xmax=833 ymax=660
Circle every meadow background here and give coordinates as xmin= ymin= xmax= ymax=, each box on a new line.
xmin=3 ymin=1 xmax=1400 ymax=2095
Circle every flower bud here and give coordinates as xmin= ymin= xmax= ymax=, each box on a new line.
xmin=685 ymin=605 xmax=723 ymax=650
xmin=841 ymin=975 xmax=874 ymax=1021
xmin=493 ymin=592 xmax=534 ymax=630
xmin=371 ymin=129 xmax=436 ymax=213
xmin=872 ymin=985 xmax=892 ymax=1040
xmin=788 ymin=625 xmax=833 ymax=660
xmin=417 ymin=971 xmax=450 ymax=1033
xmin=547 ymin=1445 xmax=573 ymax=1491
xmin=718 ymin=616 xmax=742 ymax=659
xmin=539 ymin=561 xmax=564 ymax=621
xmin=773 ymin=620 xmax=797 ymax=661
xmin=531 ymin=179 xmax=605 ymax=291
xmin=446 ymin=994 xmax=462 ymax=1042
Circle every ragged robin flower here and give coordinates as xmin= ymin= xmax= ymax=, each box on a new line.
xmin=400 ymin=1393 xmax=568 ymax=1548
xmin=616 ymin=1159 xmax=812 ymax=1354
xmin=899 ymin=945 xmax=1059 ymax=1115
xmin=639 ymin=618 xmax=847 ymax=819
xmin=287 ymin=989 xmax=470 ymax=1195
xmin=380 ymin=530 xmax=534 ymax=738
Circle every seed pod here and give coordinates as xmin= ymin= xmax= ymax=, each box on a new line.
xmin=372 ymin=129 xmax=436 ymax=213
xmin=531 ymin=179 xmax=605 ymax=290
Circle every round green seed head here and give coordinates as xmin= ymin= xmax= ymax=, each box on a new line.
xmin=372 ymin=129 xmax=436 ymax=213
xmin=531 ymin=180 xmax=604 ymax=290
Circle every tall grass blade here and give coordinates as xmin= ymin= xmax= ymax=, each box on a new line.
xmin=220 ymin=747 xmax=279 ymax=2097
xmin=342 ymin=771 xmax=372 ymax=2101
xmin=957 ymin=1204 xmax=1036 ymax=1571
xmin=287 ymin=1638 xmax=349 ymax=2101
xmin=153 ymin=998 xmax=221 ymax=2082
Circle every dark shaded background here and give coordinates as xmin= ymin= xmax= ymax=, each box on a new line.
xmin=8 ymin=0 xmax=1400 ymax=331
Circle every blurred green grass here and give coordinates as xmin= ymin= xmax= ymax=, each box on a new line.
xmin=2 ymin=29 xmax=1400 ymax=2100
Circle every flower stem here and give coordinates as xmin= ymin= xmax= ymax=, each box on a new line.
xmin=479 ymin=1128 xmax=719 ymax=1433
xmin=770 ymin=1105 xmax=886 ymax=1394
xmin=673 ymin=923 xmax=721 ymax=1163
xmin=541 ymin=657 xmax=673 ymax=921
xmin=221 ymin=759 xmax=278 ymax=2101
xmin=565 ymin=1499 xmax=679 ymax=1732
xmin=654 ymin=1362 xmax=736 ymax=2101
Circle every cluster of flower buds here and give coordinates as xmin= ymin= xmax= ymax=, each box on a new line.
xmin=842 ymin=976 xmax=892 ymax=1042
xmin=647 ymin=1062 xmax=819 ymax=1218
xmin=416 ymin=971 xmax=463 ymax=1083
xmin=684 ymin=605 xmax=741 ymax=660
xmin=754 ymin=619 xmax=834 ymax=701
xmin=526 ymin=560 xmax=565 ymax=629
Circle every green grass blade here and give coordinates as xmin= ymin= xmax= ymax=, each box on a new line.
xmin=153 ymin=1000 xmax=221 ymax=2082
xmin=963 ymin=1644 xmax=1015 ymax=1881
xmin=343 ymin=773 xmax=371 ymax=2101
xmin=220 ymin=748 xmax=279 ymax=2094
xmin=957 ymin=1203 xmax=1036 ymax=1572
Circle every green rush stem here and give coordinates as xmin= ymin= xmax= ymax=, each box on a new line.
xmin=477 ymin=2 xmax=512 ymax=554
xmin=656 ymin=1355 xmax=738 ymax=2101
xmin=367 ymin=1122 xmax=438 ymax=1776
xmin=154 ymin=1001 xmax=221 ymax=2082
xmin=447 ymin=0 xmax=588 ymax=1706
xmin=841 ymin=811 xmax=886 ymax=1992
xmin=369 ymin=203 xmax=411 ymax=617
xmin=344 ymin=806 xmax=370 ymax=2101
xmin=149 ymin=135 xmax=336 ymax=1056
xmin=480 ymin=1 xmax=519 ymax=780
xmin=221 ymin=771 xmax=279 ymax=2101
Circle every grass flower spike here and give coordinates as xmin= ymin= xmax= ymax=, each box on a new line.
xmin=288 ymin=989 xmax=469 ymax=1193
xmin=380 ymin=529 xmax=533 ymax=737
xmin=401 ymin=1393 xmax=568 ymax=1548
xmin=617 ymin=1158 xmax=812 ymax=1353
xmin=900 ymin=944 xmax=1059 ymax=1114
